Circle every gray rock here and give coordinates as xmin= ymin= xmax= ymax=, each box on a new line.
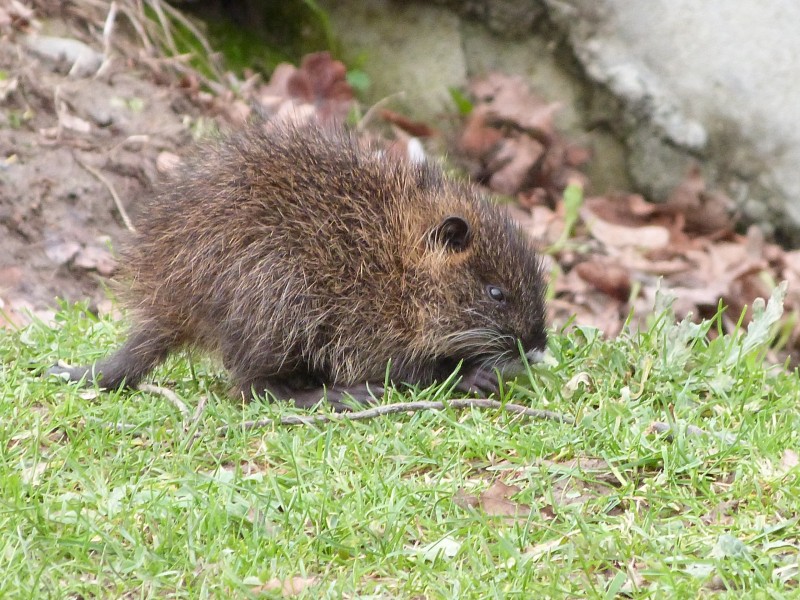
xmin=22 ymin=35 xmax=103 ymax=77
xmin=322 ymin=0 xmax=800 ymax=238
xmin=544 ymin=0 xmax=800 ymax=239
xmin=324 ymin=1 xmax=466 ymax=122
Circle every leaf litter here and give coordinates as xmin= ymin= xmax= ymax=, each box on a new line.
xmin=3 ymin=2 xmax=800 ymax=374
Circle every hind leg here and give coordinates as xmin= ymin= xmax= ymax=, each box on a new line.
xmin=49 ymin=327 xmax=178 ymax=390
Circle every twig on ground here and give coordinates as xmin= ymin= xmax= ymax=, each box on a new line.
xmin=188 ymin=394 xmax=208 ymax=428
xmin=87 ymin=396 xmax=573 ymax=440
xmin=96 ymin=1 xmax=118 ymax=77
xmin=158 ymin=0 xmax=226 ymax=83
xmin=117 ymin=4 xmax=155 ymax=55
xmin=139 ymin=383 xmax=189 ymax=419
xmin=146 ymin=0 xmax=177 ymax=56
xmin=73 ymin=153 xmax=136 ymax=232
xmin=211 ymin=398 xmax=574 ymax=437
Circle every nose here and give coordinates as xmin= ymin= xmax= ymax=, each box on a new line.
xmin=525 ymin=348 xmax=546 ymax=364
xmin=521 ymin=326 xmax=547 ymax=357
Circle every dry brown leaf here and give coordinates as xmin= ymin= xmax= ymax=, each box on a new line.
xmin=453 ymin=488 xmax=480 ymax=510
xmin=258 ymin=63 xmax=296 ymax=98
xmin=286 ymin=51 xmax=353 ymax=122
xmin=459 ymin=73 xmax=587 ymax=204
xmin=507 ymin=204 xmax=563 ymax=245
xmin=379 ymin=109 xmax=435 ymax=138
xmin=581 ymin=206 xmax=670 ymax=249
xmin=454 ymin=481 xmax=532 ymax=520
xmin=256 ymin=52 xmax=353 ymax=123
xmin=574 ymin=260 xmax=632 ymax=301
xmin=585 ymin=194 xmax=666 ymax=227
xmin=488 ymin=136 xmax=545 ymax=195
xmin=620 ymin=247 xmax=691 ymax=276
xmin=666 ymin=166 xmax=735 ymax=234
xmin=458 ymin=105 xmax=503 ymax=159
xmin=469 ymin=73 xmax=560 ymax=141
xmin=480 ymin=480 xmax=531 ymax=518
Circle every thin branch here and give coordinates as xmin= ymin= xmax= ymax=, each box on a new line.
xmin=139 ymin=383 xmax=189 ymax=419
xmin=190 ymin=394 xmax=208 ymax=426
xmin=158 ymin=0 xmax=226 ymax=83
xmin=87 ymin=397 xmax=573 ymax=440
xmin=118 ymin=4 xmax=155 ymax=56
xmin=146 ymin=0 xmax=178 ymax=56
xmin=73 ymin=153 xmax=136 ymax=232
xmin=211 ymin=399 xmax=574 ymax=437
xmin=96 ymin=1 xmax=118 ymax=77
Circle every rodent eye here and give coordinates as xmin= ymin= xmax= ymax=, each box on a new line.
xmin=486 ymin=285 xmax=506 ymax=303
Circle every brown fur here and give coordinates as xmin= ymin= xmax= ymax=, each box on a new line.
xmin=52 ymin=121 xmax=547 ymax=407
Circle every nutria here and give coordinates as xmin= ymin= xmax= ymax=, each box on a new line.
xmin=49 ymin=121 xmax=547 ymax=409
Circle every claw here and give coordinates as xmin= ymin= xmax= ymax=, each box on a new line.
xmin=455 ymin=365 xmax=500 ymax=396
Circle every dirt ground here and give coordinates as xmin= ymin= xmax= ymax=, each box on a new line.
xmin=4 ymin=1 xmax=800 ymax=362
xmin=0 ymin=11 xmax=209 ymax=324
xmin=0 ymin=2 xmax=358 ymax=327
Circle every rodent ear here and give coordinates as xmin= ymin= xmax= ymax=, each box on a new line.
xmin=430 ymin=215 xmax=472 ymax=252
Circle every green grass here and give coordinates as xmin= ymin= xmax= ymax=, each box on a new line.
xmin=1 ymin=287 xmax=799 ymax=598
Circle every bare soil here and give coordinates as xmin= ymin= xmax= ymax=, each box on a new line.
xmin=0 ymin=22 xmax=204 ymax=324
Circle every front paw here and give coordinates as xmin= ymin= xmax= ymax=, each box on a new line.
xmin=454 ymin=365 xmax=500 ymax=396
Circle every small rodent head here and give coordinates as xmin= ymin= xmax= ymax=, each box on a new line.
xmin=414 ymin=180 xmax=548 ymax=373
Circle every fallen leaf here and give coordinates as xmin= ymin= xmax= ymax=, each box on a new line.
xmin=469 ymin=73 xmax=561 ymax=141
xmin=453 ymin=480 xmax=532 ymax=520
xmin=488 ymin=136 xmax=545 ymax=195
xmin=574 ymin=260 xmax=632 ymax=301
xmin=459 ymin=105 xmax=503 ymax=159
xmin=379 ymin=109 xmax=435 ymax=137
xmin=480 ymin=480 xmax=531 ymax=518
xmin=286 ymin=51 xmax=353 ymax=122
xmin=507 ymin=204 xmax=564 ymax=245
xmin=581 ymin=206 xmax=670 ymax=249
xmin=453 ymin=488 xmax=479 ymax=510
xmin=666 ymin=166 xmax=735 ymax=234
